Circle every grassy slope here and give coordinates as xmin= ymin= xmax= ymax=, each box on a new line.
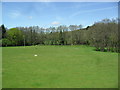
xmin=2 ymin=45 xmax=118 ymax=88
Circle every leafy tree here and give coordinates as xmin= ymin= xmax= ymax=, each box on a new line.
xmin=1 ymin=24 xmax=6 ymax=38
xmin=2 ymin=38 xmax=13 ymax=46
xmin=2 ymin=18 xmax=118 ymax=53
xmin=6 ymin=28 xmax=23 ymax=46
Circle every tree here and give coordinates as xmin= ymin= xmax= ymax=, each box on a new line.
xmin=6 ymin=28 xmax=24 ymax=46
xmin=59 ymin=30 xmax=64 ymax=45
xmin=2 ymin=18 xmax=118 ymax=53
xmin=2 ymin=38 xmax=13 ymax=46
xmin=1 ymin=24 xmax=6 ymax=38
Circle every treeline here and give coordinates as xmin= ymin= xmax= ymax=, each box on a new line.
xmin=0 ymin=18 xmax=119 ymax=52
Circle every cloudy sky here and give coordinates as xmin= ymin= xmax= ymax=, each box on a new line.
xmin=2 ymin=2 xmax=118 ymax=28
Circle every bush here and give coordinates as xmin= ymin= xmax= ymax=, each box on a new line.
xmin=2 ymin=38 xmax=13 ymax=46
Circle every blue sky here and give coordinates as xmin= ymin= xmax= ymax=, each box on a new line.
xmin=2 ymin=2 xmax=118 ymax=28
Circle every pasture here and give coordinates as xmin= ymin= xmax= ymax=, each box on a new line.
xmin=2 ymin=45 xmax=118 ymax=88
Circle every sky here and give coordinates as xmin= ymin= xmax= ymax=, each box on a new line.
xmin=2 ymin=2 xmax=118 ymax=28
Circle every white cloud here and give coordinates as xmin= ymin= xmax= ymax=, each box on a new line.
xmin=51 ymin=21 xmax=60 ymax=25
xmin=28 ymin=16 xmax=33 ymax=19
xmin=9 ymin=11 xmax=21 ymax=18
xmin=9 ymin=10 xmax=33 ymax=20
xmin=69 ymin=6 xmax=118 ymax=18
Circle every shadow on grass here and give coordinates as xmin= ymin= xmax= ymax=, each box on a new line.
xmin=93 ymin=48 xmax=119 ymax=53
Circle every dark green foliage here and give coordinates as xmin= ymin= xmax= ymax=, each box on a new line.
xmin=1 ymin=18 xmax=118 ymax=52
xmin=5 ymin=28 xmax=24 ymax=46
xmin=59 ymin=30 xmax=64 ymax=45
xmin=2 ymin=38 xmax=13 ymax=46
xmin=87 ymin=18 xmax=118 ymax=52
xmin=0 ymin=24 xmax=6 ymax=39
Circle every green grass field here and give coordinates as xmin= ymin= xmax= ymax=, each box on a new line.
xmin=2 ymin=45 xmax=118 ymax=88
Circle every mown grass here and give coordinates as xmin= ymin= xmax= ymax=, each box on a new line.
xmin=0 ymin=47 xmax=2 ymax=89
xmin=2 ymin=45 xmax=118 ymax=88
